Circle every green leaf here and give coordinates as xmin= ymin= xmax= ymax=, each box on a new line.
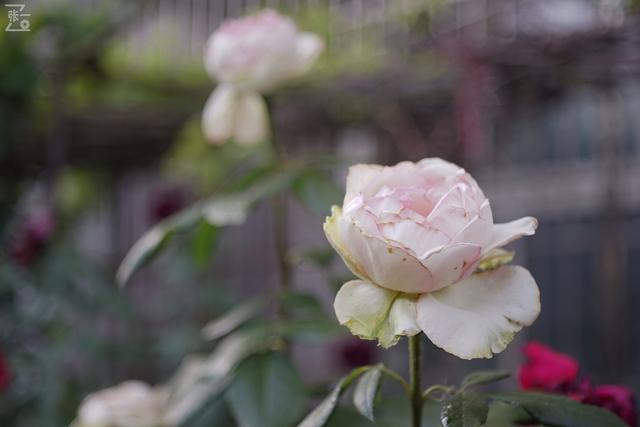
xmin=490 ymin=392 xmax=628 ymax=427
xmin=201 ymin=298 xmax=265 ymax=341
xmin=441 ymin=391 xmax=489 ymax=427
xmin=117 ymin=167 xmax=299 ymax=286
xmin=277 ymin=318 xmax=345 ymax=343
xmin=353 ymin=365 xmax=383 ymax=421
xmin=192 ymin=220 xmax=220 ymax=268
xmin=116 ymin=203 xmax=202 ymax=286
xmin=294 ymin=171 xmax=342 ymax=217
xmin=279 ymin=291 xmax=326 ymax=318
xmin=167 ymin=327 xmax=276 ymax=426
xmin=298 ymin=366 xmax=371 ymax=427
xmin=225 ymin=353 xmax=307 ymax=427
xmin=461 ymin=371 xmax=510 ymax=390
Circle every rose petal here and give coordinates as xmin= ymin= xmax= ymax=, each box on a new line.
xmin=416 ymin=266 xmax=540 ymax=359
xmin=323 ymin=206 xmax=371 ymax=282
xmin=233 ymin=92 xmax=269 ymax=146
xmin=344 ymin=164 xmax=384 ymax=206
xmin=202 ymin=84 xmax=238 ymax=145
xmin=420 ymin=243 xmax=482 ymax=290
xmin=380 ymin=220 xmax=449 ymax=259
xmin=337 ymin=209 xmax=435 ymax=293
xmin=486 ymin=217 xmax=538 ymax=253
xmin=292 ymin=32 xmax=324 ymax=77
xmin=334 ymin=280 xmax=420 ymax=348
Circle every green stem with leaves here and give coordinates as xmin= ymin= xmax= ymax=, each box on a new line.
xmin=409 ymin=335 xmax=422 ymax=427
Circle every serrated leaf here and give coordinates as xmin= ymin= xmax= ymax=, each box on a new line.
xmin=461 ymin=371 xmax=510 ymax=390
xmin=225 ymin=353 xmax=307 ymax=427
xmin=201 ymin=298 xmax=264 ymax=341
xmin=298 ymin=366 xmax=371 ymax=427
xmin=490 ymin=392 xmax=628 ymax=427
xmin=441 ymin=391 xmax=489 ymax=427
xmin=353 ymin=365 xmax=383 ymax=421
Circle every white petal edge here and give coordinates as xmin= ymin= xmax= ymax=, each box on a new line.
xmin=416 ymin=265 xmax=540 ymax=359
xmin=202 ymin=84 xmax=238 ymax=145
xmin=334 ymin=280 xmax=420 ymax=348
xmin=292 ymin=32 xmax=324 ymax=77
xmin=486 ymin=217 xmax=538 ymax=253
xmin=233 ymin=91 xmax=270 ymax=146
xmin=323 ymin=206 xmax=372 ymax=283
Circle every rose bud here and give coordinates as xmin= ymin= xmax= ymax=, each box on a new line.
xmin=71 ymin=381 xmax=167 ymax=427
xmin=202 ymin=9 xmax=324 ymax=146
xmin=325 ymin=158 xmax=540 ymax=359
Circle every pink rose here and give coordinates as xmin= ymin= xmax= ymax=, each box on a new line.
xmin=202 ymin=9 xmax=323 ymax=146
xmin=585 ymin=386 xmax=637 ymax=427
xmin=326 ymin=158 xmax=540 ymax=358
xmin=519 ymin=341 xmax=581 ymax=391
xmin=204 ymin=9 xmax=323 ymax=93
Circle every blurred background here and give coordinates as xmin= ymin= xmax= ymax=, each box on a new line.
xmin=1 ymin=0 xmax=639 ymax=425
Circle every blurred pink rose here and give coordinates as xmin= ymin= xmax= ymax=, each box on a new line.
xmin=518 ymin=342 xmax=637 ymax=426
xmin=327 ymin=158 xmax=540 ymax=358
xmin=202 ymin=9 xmax=323 ymax=146
xmin=204 ymin=9 xmax=323 ymax=93
xmin=519 ymin=341 xmax=580 ymax=391
xmin=585 ymin=385 xmax=637 ymax=427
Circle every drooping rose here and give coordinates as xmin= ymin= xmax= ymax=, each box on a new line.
xmin=325 ymin=158 xmax=540 ymax=359
xmin=71 ymin=381 xmax=167 ymax=427
xmin=202 ymin=9 xmax=324 ymax=146
xmin=519 ymin=341 xmax=580 ymax=391
xmin=585 ymin=385 xmax=637 ymax=427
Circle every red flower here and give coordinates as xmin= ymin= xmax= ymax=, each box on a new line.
xmin=336 ymin=338 xmax=377 ymax=370
xmin=8 ymin=208 xmax=55 ymax=266
xmin=519 ymin=341 xmax=580 ymax=391
xmin=149 ymin=185 xmax=188 ymax=223
xmin=0 ymin=351 xmax=10 ymax=391
xmin=585 ymin=385 xmax=637 ymax=427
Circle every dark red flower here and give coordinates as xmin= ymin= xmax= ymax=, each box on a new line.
xmin=519 ymin=341 xmax=580 ymax=391
xmin=0 ymin=351 xmax=10 ymax=391
xmin=337 ymin=338 xmax=377 ymax=370
xmin=585 ymin=385 xmax=637 ymax=427
xmin=8 ymin=208 xmax=55 ymax=266
xmin=149 ymin=185 xmax=188 ymax=223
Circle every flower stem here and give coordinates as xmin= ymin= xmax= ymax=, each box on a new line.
xmin=409 ymin=335 xmax=422 ymax=427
